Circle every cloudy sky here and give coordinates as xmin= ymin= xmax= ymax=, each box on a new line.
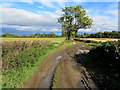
xmin=0 ymin=0 xmax=119 ymax=35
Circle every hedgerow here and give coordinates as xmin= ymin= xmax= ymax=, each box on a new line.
xmin=84 ymin=41 xmax=120 ymax=89
xmin=2 ymin=41 xmax=63 ymax=88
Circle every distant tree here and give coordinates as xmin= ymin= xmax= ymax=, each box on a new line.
xmin=29 ymin=34 xmax=35 ymax=38
xmin=42 ymin=33 xmax=47 ymax=37
xmin=35 ymin=33 xmax=40 ymax=36
xmin=35 ymin=33 xmax=41 ymax=37
xmin=48 ymin=32 xmax=56 ymax=37
xmin=97 ymin=32 xmax=102 ymax=38
xmin=89 ymin=33 xmax=95 ymax=38
xmin=2 ymin=32 xmax=11 ymax=37
xmin=58 ymin=5 xmax=93 ymax=40
xmin=84 ymin=33 xmax=90 ymax=38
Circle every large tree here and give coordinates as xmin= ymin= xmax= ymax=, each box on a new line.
xmin=58 ymin=5 xmax=93 ymax=40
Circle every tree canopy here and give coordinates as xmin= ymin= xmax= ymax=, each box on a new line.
xmin=58 ymin=5 xmax=93 ymax=40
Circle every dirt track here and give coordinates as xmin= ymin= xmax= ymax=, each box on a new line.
xmin=24 ymin=43 xmax=98 ymax=89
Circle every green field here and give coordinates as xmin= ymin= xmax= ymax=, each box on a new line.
xmin=75 ymin=38 xmax=119 ymax=42
xmin=1 ymin=38 xmax=66 ymax=42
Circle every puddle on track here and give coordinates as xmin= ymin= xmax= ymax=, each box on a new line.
xmin=77 ymin=49 xmax=89 ymax=53
xmin=39 ymin=56 xmax=62 ymax=88
xmin=67 ymin=57 xmax=72 ymax=61
xmin=39 ymin=49 xmax=89 ymax=88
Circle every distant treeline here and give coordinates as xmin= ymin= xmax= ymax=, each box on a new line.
xmin=0 ymin=32 xmax=63 ymax=38
xmin=76 ymin=31 xmax=120 ymax=38
xmin=1 ymin=31 xmax=120 ymax=38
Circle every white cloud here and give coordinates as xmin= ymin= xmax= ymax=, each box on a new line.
xmin=92 ymin=24 xmax=118 ymax=32
xmin=107 ymin=10 xmax=118 ymax=16
xmin=78 ymin=28 xmax=92 ymax=32
xmin=55 ymin=10 xmax=63 ymax=15
xmin=0 ymin=3 xmax=12 ymax=8
xmin=93 ymin=16 xmax=109 ymax=24
xmin=1 ymin=24 xmax=37 ymax=31
xmin=17 ymin=26 xmax=37 ymax=31
xmin=78 ymin=14 xmax=118 ymax=33
xmin=37 ymin=0 xmax=67 ymax=9
xmin=52 ymin=28 xmax=59 ymax=31
xmin=38 ymin=6 xmax=45 ymax=9
xmin=1 ymin=24 xmax=61 ymax=32
xmin=1 ymin=7 xmax=57 ymax=26
xmin=24 ymin=0 xmax=34 ymax=4
xmin=1 ymin=3 xmax=61 ymax=32
xmin=37 ymin=9 xmax=63 ymax=18
xmin=38 ymin=1 xmax=57 ymax=9
xmin=54 ymin=1 xmax=66 ymax=8
xmin=91 ymin=15 xmax=117 ymax=25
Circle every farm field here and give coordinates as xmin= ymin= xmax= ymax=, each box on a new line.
xmin=76 ymin=38 xmax=119 ymax=42
xmin=1 ymin=38 xmax=66 ymax=42
xmin=1 ymin=37 xmax=119 ymax=42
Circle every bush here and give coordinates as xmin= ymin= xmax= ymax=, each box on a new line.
xmin=2 ymin=40 xmax=50 ymax=70
xmin=84 ymin=41 xmax=120 ymax=88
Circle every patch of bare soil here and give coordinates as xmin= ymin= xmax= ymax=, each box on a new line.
xmin=52 ymin=44 xmax=98 ymax=89
xmin=55 ymin=60 xmax=98 ymax=88
xmin=24 ymin=43 xmax=98 ymax=89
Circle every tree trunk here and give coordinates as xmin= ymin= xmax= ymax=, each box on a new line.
xmin=67 ymin=30 xmax=71 ymax=40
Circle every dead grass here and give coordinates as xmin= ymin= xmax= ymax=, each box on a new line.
xmin=77 ymin=38 xmax=119 ymax=42
xmin=1 ymin=38 xmax=65 ymax=42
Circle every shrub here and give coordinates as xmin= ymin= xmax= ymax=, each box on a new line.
xmin=84 ymin=41 xmax=120 ymax=88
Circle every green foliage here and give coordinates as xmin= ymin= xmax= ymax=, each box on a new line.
xmin=2 ymin=41 xmax=63 ymax=88
xmin=58 ymin=5 xmax=93 ymax=40
xmin=1 ymin=33 xmax=11 ymax=37
xmin=1 ymin=32 xmax=58 ymax=38
xmin=84 ymin=41 xmax=120 ymax=88
xmin=76 ymin=31 xmax=120 ymax=38
xmin=2 ymin=41 xmax=50 ymax=69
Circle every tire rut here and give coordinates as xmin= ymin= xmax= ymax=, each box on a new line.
xmin=24 ymin=43 xmax=98 ymax=89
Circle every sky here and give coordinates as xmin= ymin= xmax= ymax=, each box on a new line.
xmin=0 ymin=0 xmax=119 ymax=35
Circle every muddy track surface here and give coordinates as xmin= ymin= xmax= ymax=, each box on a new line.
xmin=24 ymin=43 xmax=98 ymax=89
